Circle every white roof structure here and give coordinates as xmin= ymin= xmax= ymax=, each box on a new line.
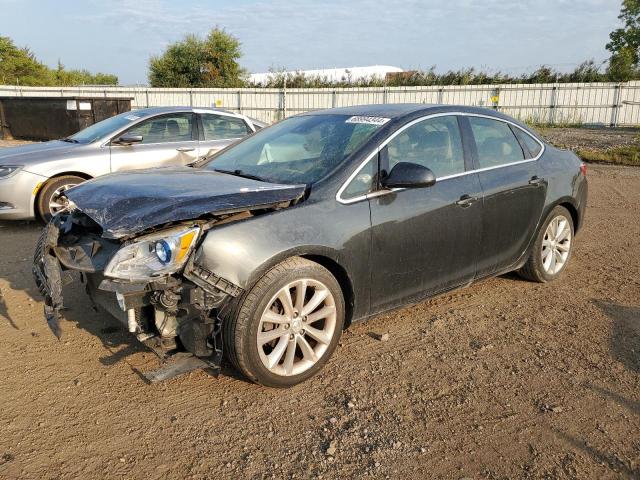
xmin=249 ymin=65 xmax=403 ymax=85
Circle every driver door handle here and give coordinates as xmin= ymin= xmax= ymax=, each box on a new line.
xmin=529 ymin=176 xmax=543 ymax=186
xmin=455 ymin=194 xmax=478 ymax=207
xmin=176 ymin=147 xmax=195 ymax=152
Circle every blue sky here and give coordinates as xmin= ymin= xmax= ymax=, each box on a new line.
xmin=1 ymin=0 xmax=621 ymax=85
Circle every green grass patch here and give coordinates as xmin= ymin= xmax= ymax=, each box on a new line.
xmin=577 ymin=144 xmax=640 ymax=167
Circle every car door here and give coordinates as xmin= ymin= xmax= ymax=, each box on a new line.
xmin=367 ymin=115 xmax=483 ymax=313
xmin=465 ymin=115 xmax=546 ymax=277
xmin=197 ymin=113 xmax=252 ymax=160
xmin=109 ymin=113 xmax=199 ymax=172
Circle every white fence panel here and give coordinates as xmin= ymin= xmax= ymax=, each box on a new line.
xmin=1 ymin=82 xmax=639 ymax=126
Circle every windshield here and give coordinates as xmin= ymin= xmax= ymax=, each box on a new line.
xmin=202 ymin=114 xmax=384 ymax=184
xmin=68 ymin=111 xmax=146 ymax=143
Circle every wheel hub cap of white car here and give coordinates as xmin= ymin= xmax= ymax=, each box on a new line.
xmin=49 ymin=184 xmax=77 ymax=215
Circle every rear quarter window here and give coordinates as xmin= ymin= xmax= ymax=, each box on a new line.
xmin=515 ymin=129 xmax=543 ymax=158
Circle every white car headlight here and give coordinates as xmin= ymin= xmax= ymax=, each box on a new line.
xmin=104 ymin=226 xmax=200 ymax=281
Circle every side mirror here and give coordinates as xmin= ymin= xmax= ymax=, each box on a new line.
xmin=114 ymin=134 xmax=143 ymax=145
xmin=382 ymin=162 xmax=436 ymax=189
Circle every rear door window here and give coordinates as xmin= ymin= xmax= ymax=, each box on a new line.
xmin=201 ymin=114 xmax=250 ymax=140
xmin=468 ymin=117 xmax=524 ymax=168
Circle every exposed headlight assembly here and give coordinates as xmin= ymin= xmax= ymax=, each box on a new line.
xmin=0 ymin=165 xmax=22 ymax=178
xmin=104 ymin=226 xmax=200 ymax=281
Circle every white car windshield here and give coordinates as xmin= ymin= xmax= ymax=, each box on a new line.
xmin=202 ymin=114 xmax=385 ymax=185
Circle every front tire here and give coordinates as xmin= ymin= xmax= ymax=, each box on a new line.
xmin=224 ymin=257 xmax=345 ymax=388
xmin=37 ymin=175 xmax=85 ymax=222
xmin=518 ymin=205 xmax=574 ymax=282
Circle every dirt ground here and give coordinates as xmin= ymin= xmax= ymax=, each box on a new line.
xmin=0 ymin=143 xmax=639 ymax=480
xmin=0 ymin=140 xmax=32 ymax=148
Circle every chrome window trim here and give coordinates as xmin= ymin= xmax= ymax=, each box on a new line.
xmin=336 ymin=111 xmax=545 ymax=205
xmin=109 ymin=139 xmax=200 ymax=148
xmin=199 ymin=137 xmax=244 ymax=143
xmin=193 ymin=108 xmax=242 ymax=118
xmin=335 ymin=147 xmax=380 ymax=205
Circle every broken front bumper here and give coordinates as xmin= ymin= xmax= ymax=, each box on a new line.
xmin=32 ymin=214 xmax=240 ymax=380
xmin=32 ymin=218 xmax=65 ymax=338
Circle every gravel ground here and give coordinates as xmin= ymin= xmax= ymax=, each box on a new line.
xmin=0 ymin=136 xmax=639 ymax=479
xmin=537 ymin=127 xmax=639 ymax=151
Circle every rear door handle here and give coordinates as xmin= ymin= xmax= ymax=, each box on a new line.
xmin=176 ymin=147 xmax=195 ymax=152
xmin=455 ymin=194 xmax=478 ymax=207
xmin=529 ymin=176 xmax=543 ymax=186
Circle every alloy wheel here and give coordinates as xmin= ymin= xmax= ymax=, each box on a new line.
xmin=541 ymin=215 xmax=572 ymax=275
xmin=257 ymin=279 xmax=337 ymax=377
xmin=48 ymin=183 xmax=77 ymax=215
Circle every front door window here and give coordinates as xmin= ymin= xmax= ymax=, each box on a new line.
xmin=125 ymin=113 xmax=194 ymax=144
xmin=385 ymin=115 xmax=465 ymax=178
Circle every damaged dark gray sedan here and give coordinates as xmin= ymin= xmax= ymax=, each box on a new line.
xmin=33 ymin=104 xmax=588 ymax=387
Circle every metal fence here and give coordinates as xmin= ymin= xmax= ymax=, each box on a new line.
xmin=2 ymin=82 xmax=640 ymax=126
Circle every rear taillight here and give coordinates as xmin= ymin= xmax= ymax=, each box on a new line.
xmin=580 ymin=162 xmax=587 ymax=176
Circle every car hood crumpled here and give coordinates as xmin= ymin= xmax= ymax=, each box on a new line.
xmin=64 ymin=166 xmax=306 ymax=239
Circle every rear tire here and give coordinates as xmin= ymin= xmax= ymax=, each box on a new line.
xmin=37 ymin=175 xmax=85 ymax=222
xmin=224 ymin=257 xmax=345 ymax=388
xmin=518 ymin=205 xmax=574 ymax=283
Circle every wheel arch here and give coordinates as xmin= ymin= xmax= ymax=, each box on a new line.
xmin=242 ymin=246 xmax=357 ymax=329
xmin=516 ymin=196 xmax=580 ymax=271
xmin=545 ymin=196 xmax=581 ymax=233
xmin=558 ymin=201 xmax=579 ymax=232
xmin=44 ymin=171 xmax=94 ymax=182
xmin=300 ymin=254 xmax=355 ymax=328
xmin=35 ymin=171 xmax=93 ymax=220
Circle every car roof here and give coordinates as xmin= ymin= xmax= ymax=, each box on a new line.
xmin=302 ymin=103 xmax=520 ymax=123
xmin=130 ymin=106 xmax=241 ymax=117
xmin=125 ymin=106 xmax=269 ymax=127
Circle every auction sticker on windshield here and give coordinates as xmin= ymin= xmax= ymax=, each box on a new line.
xmin=345 ymin=116 xmax=390 ymax=125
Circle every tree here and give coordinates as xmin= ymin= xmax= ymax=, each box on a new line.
xmin=54 ymin=61 xmax=118 ymax=86
xmin=149 ymin=28 xmax=245 ymax=87
xmin=566 ymin=60 xmax=607 ymax=83
xmin=0 ymin=36 xmax=118 ymax=86
xmin=0 ymin=36 xmax=51 ymax=85
xmin=607 ymin=0 xmax=640 ymax=80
